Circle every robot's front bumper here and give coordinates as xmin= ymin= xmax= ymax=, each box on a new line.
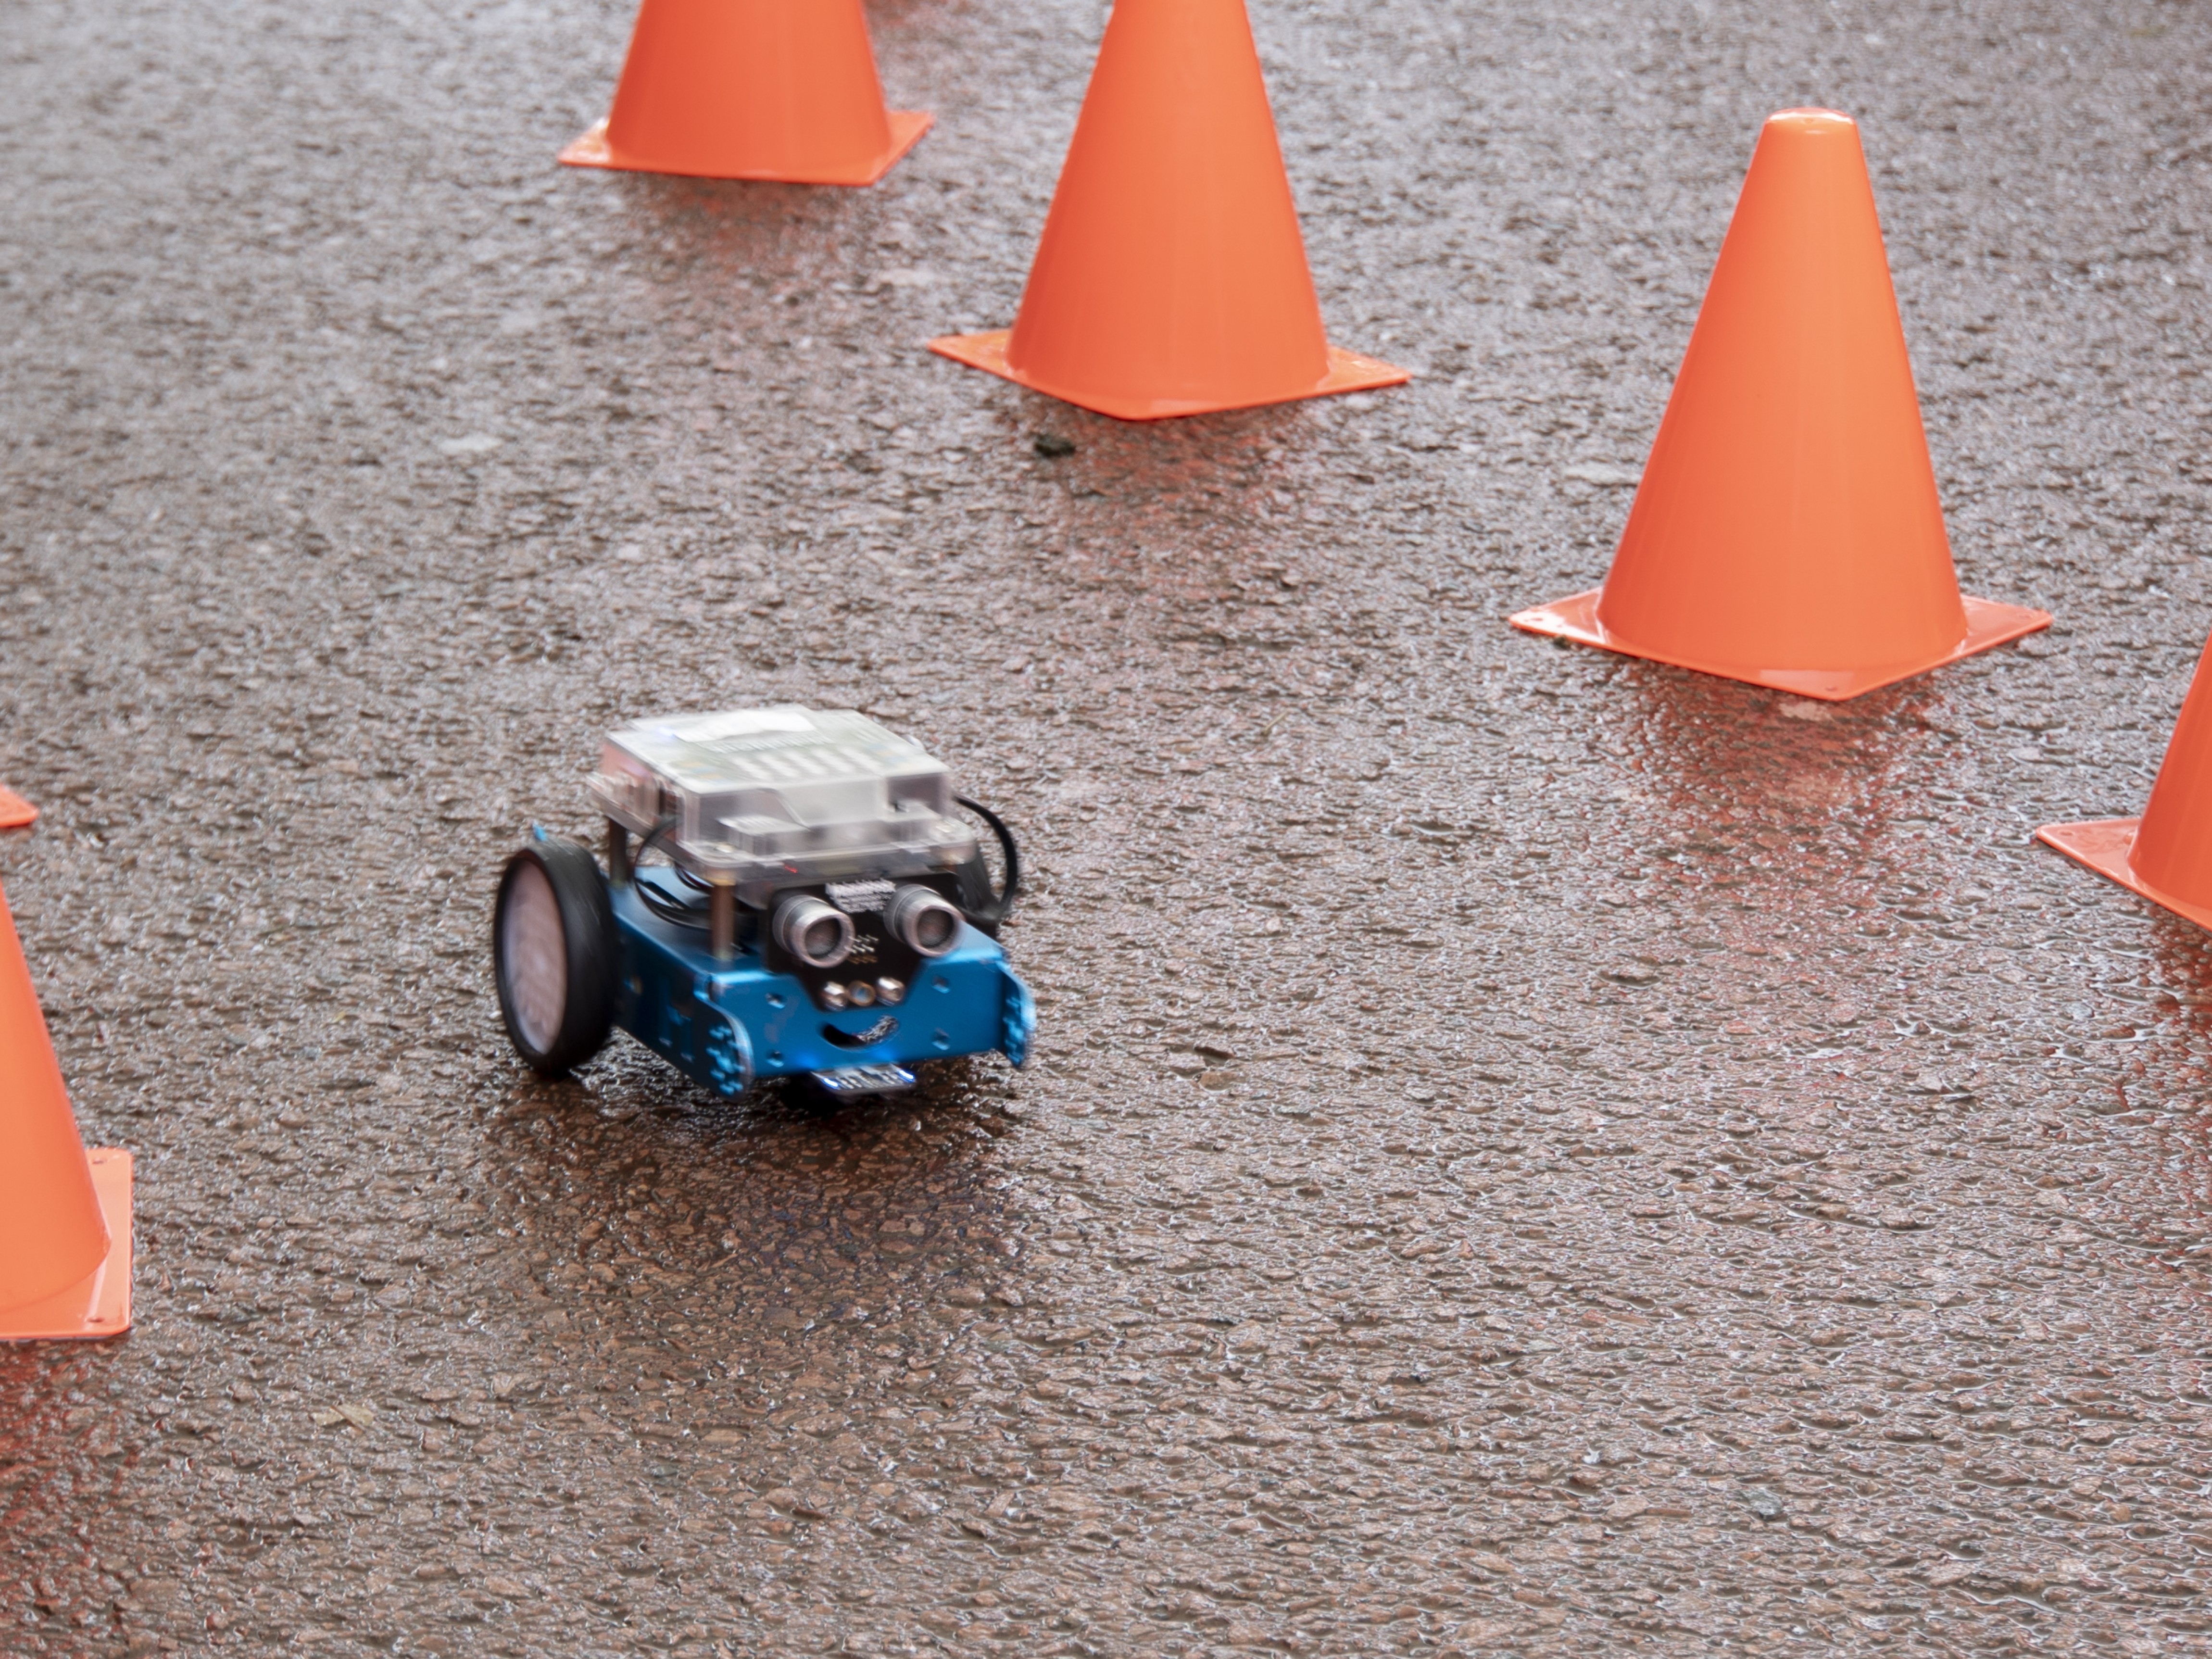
xmin=609 ymin=884 xmax=1032 ymax=1099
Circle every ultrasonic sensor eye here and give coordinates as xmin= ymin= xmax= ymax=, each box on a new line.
xmin=886 ymin=886 xmax=962 ymax=958
xmin=774 ymin=894 xmax=855 ymax=969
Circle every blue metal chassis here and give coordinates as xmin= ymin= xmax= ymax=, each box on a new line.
xmin=608 ymin=880 xmax=1033 ymax=1099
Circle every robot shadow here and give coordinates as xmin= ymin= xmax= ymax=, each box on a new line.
xmin=478 ymin=1046 xmax=1028 ymax=1344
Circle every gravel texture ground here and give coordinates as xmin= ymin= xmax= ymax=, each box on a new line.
xmin=6 ymin=0 xmax=2212 ymax=1653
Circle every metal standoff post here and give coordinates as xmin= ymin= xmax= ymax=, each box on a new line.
xmin=710 ymin=880 xmax=737 ymax=961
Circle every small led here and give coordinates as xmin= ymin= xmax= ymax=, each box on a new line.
xmin=848 ymin=981 xmax=877 ymax=1008
xmin=822 ymin=982 xmax=850 ymax=1010
xmin=876 ymin=977 xmax=907 ymax=1006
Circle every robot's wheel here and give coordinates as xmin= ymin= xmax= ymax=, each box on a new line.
xmin=493 ymin=836 xmax=617 ymax=1077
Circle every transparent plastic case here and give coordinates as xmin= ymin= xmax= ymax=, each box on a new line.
xmin=586 ymin=706 xmax=980 ymax=894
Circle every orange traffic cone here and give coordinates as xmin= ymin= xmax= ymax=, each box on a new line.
xmin=2039 ymin=631 xmax=2212 ymax=929
xmin=559 ymin=0 xmax=931 ymax=186
xmin=0 ymin=785 xmax=34 ymax=830
xmin=1511 ymin=109 xmax=2049 ymax=700
xmin=928 ymin=0 xmax=1406 ymax=421
xmin=0 ymin=880 xmax=131 ymax=1342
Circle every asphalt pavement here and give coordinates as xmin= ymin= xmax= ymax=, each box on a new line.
xmin=5 ymin=0 xmax=2212 ymax=1653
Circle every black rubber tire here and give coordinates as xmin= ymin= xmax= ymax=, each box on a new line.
xmin=493 ymin=837 xmax=618 ymax=1077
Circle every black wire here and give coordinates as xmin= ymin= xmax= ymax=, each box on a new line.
xmin=954 ymin=795 xmax=1021 ymax=930
xmin=630 ymin=815 xmax=712 ymax=930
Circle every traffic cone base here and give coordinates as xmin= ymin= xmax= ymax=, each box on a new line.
xmin=558 ymin=109 xmax=931 ymax=187
xmin=1509 ymin=588 xmax=2051 ymax=702
xmin=0 ymin=1148 xmax=132 ymax=1342
xmin=927 ymin=330 xmax=1408 ymax=423
xmin=0 ymin=786 xmax=34 ymax=829
xmin=2034 ymin=819 xmax=2212 ymax=932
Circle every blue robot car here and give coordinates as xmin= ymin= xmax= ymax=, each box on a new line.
xmin=492 ymin=707 xmax=1033 ymax=1101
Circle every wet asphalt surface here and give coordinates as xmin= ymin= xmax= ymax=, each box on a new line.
xmin=7 ymin=0 xmax=2212 ymax=1653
